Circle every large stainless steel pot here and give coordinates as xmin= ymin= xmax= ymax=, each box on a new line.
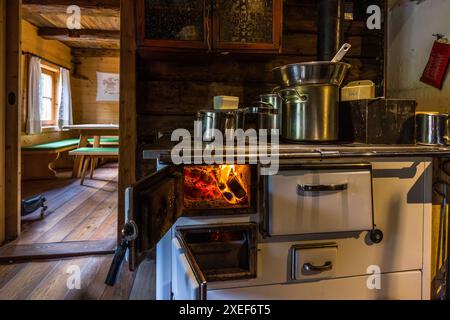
xmin=278 ymin=85 xmax=340 ymax=142
xmin=197 ymin=109 xmax=243 ymax=142
xmin=273 ymin=61 xmax=351 ymax=88
xmin=416 ymin=112 xmax=449 ymax=145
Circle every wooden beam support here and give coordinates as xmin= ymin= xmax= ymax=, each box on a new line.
xmin=22 ymin=0 xmax=120 ymax=10
xmin=23 ymin=4 xmax=120 ymax=17
xmin=72 ymin=48 xmax=120 ymax=58
xmin=38 ymin=27 xmax=120 ymax=41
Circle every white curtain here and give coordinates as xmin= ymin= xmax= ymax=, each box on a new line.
xmin=58 ymin=68 xmax=73 ymax=129
xmin=26 ymin=56 xmax=42 ymax=135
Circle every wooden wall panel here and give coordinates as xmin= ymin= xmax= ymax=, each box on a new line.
xmin=0 ymin=0 xmax=6 ymax=244
xmin=71 ymin=57 xmax=120 ymax=125
xmin=20 ymin=20 xmax=76 ymax=148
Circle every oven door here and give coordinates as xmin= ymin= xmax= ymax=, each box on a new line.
xmin=105 ymin=165 xmax=183 ymax=286
xmin=172 ymin=234 xmax=207 ymax=300
xmin=172 ymin=223 xmax=257 ymax=300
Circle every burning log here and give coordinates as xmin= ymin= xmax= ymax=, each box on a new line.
xmin=183 ymin=165 xmax=251 ymax=209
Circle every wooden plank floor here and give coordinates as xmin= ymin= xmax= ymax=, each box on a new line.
xmin=0 ymin=255 xmax=136 ymax=300
xmin=0 ymin=163 xmax=142 ymax=300
xmin=17 ymin=163 xmax=118 ymax=245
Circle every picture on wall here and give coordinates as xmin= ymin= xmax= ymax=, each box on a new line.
xmin=96 ymin=72 xmax=120 ymax=102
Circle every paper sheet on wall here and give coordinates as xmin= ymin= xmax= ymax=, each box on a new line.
xmin=96 ymin=72 xmax=120 ymax=101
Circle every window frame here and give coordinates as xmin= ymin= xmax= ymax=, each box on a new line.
xmin=40 ymin=63 xmax=60 ymax=127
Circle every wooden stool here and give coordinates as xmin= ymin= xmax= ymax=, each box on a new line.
xmin=69 ymin=147 xmax=119 ymax=185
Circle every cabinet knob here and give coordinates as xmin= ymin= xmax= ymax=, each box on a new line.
xmin=369 ymin=229 xmax=384 ymax=244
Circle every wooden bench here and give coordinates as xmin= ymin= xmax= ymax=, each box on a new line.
xmin=21 ymin=139 xmax=80 ymax=181
xmin=88 ymin=136 xmax=119 ymax=146
xmin=69 ymin=147 xmax=119 ymax=185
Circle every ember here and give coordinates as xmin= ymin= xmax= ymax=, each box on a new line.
xmin=183 ymin=165 xmax=251 ymax=209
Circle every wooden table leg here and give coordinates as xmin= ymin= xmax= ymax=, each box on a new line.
xmin=92 ymin=136 xmax=101 ymax=170
xmin=72 ymin=134 xmax=89 ymax=178
xmin=80 ymin=157 xmax=91 ymax=186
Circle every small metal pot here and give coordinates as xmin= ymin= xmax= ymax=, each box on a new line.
xmin=244 ymin=103 xmax=279 ymax=135
xmin=197 ymin=109 xmax=243 ymax=142
xmin=256 ymin=94 xmax=282 ymax=131
xmin=416 ymin=112 xmax=449 ymax=146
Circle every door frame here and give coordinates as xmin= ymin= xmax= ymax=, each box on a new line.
xmin=4 ymin=0 xmax=129 ymax=244
xmin=3 ymin=0 xmax=21 ymax=242
xmin=0 ymin=0 xmax=6 ymax=244
xmin=118 ymin=0 xmax=137 ymax=240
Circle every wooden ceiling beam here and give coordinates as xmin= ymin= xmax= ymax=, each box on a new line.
xmin=72 ymin=48 xmax=120 ymax=58
xmin=22 ymin=0 xmax=120 ymax=10
xmin=23 ymin=4 xmax=120 ymax=17
xmin=38 ymin=27 xmax=120 ymax=41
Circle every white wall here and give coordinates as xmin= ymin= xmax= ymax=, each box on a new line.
xmin=387 ymin=0 xmax=450 ymax=113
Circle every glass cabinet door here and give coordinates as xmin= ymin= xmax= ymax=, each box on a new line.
xmin=212 ymin=0 xmax=283 ymax=52
xmin=137 ymin=0 xmax=210 ymax=49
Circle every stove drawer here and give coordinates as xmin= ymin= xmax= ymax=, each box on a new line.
xmin=290 ymin=243 xmax=338 ymax=281
xmin=268 ymin=164 xmax=374 ymax=236
xmin=208 ymin=271 xmax=422 ymax=300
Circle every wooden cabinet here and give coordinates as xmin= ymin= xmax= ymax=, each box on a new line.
xmin=137 ymin=0 xmax=283 ymax=53
xmin=212 ymin=0 xmax=282 ymax=52
xmin=137 ymin=0 xmax=210 ymax=50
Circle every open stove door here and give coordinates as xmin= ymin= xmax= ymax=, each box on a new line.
xmin=105 ymin=165 xmax=183 ymax=286
xmin=172 ymin=233 xmax=207 ymax=300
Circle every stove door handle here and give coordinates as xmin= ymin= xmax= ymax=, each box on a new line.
xmin=303 ymin=261 xmax=333 ymax=273
xmin=297 ymin=183 xmax=348 ymax=193
xmin=105 ymin=240 xmax=128 ymax=286
xmin=105 ymin=221 xmax=138 ymax=286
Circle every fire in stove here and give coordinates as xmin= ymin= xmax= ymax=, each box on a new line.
xmin=183 ymin=165 xmax=251 ymax=209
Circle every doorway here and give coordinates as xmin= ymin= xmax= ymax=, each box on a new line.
xmin=1 ymin=0 xmax=120 ymax=269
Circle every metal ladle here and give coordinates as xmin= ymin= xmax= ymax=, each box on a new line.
xmin=331 ymin=43 xmax=352 ymax=63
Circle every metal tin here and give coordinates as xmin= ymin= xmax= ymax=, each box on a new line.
xmin=416 ymin=112 xmax=449 ymax=146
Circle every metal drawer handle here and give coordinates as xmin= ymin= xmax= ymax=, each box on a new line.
xmin=297 ymin=183 xmax=348 ymax=193
xmin=303 ymin=261 xmax=333 ymax=273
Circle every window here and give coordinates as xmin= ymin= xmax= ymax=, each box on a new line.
xmin=40 ymin=64 xmax=59 ymax=127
